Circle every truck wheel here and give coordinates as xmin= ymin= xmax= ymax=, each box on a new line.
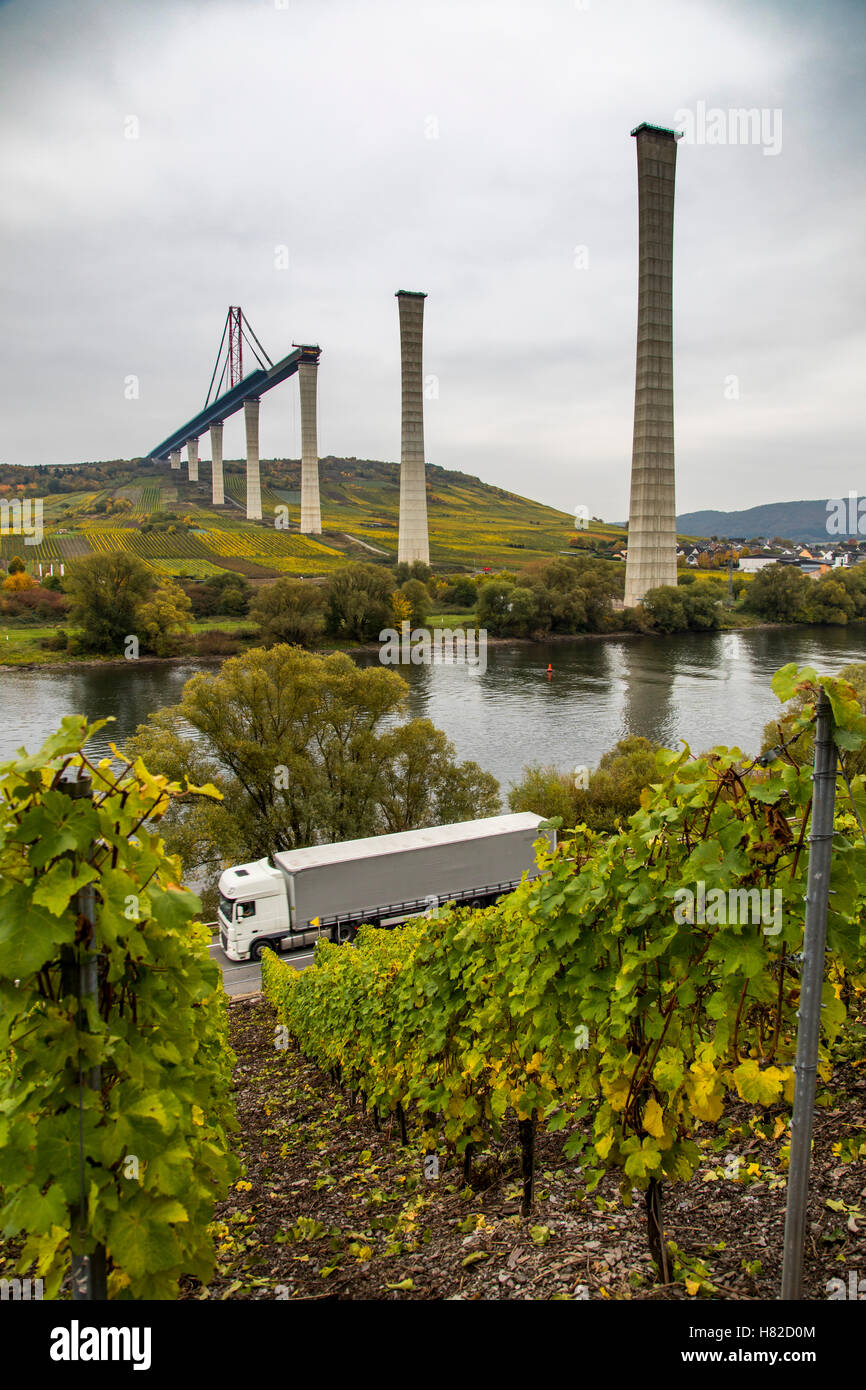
xmin=250 ymin=940 xmax=265 ymax=962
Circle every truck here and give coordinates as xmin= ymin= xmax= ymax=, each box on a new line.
xmin=217 ymin=812 xmax=554 ymax=963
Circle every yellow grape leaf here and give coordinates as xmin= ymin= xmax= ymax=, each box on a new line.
xmin=595 ymin=1128 xmax=616 ymax=1160
xmin=601 ymin=1071 xmax=631 ymax=1112
xmin=642 ymin=1098 xmax=665 ymax=1139
xmin=685 ymin=1277 xmax=701 ymax=1296
xmin=685 ymin=1060 xmax=724 ymax=1123
xmin=733 ymin=1060 xmax=787 ymax=1106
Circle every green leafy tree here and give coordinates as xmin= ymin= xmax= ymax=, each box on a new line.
xmin=805 ymin=575 xmax=856 ymax=625
xmin=249 ymin=577 xmax=326 ymax=648
xmin=477 ymin=580 xmax=538 ymax=636
xmin=440 ymin=575 xmax=478 ymax=609
xmin=393 ymin=560 xmax=433 ymax=586
xmin=745 ymin=564 xmax=810 ymax=622
xmin=65 ymin=553 xmax=154 ymax=654
xmin=325 ymin=562 xmax=394 ymax=640
xmin=399 ymin=578 xmax=431 ymax=628
xmin=640 ymin=585 xmax=689 ymax=632
xmin=7 ymin=555 xmax=25 ymax=575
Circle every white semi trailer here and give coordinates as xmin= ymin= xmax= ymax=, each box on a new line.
xmin=217 ymin=812 xmax=554 ymax=962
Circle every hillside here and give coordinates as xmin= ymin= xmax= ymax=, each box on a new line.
xmin=0 ymin=457 xmax=625 ymax=579
xmin=675 ymin=498 xmax=861 ymax=545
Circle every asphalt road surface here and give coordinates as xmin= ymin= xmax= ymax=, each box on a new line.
xmin=208 ymin=940 xmax=316 ymax=996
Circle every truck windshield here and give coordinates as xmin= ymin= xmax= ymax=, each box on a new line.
xmin=218 ymin=895 xmax=234 ymax=922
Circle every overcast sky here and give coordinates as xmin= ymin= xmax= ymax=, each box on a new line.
xmin=1 ymin=0 xmax=864 ymax=520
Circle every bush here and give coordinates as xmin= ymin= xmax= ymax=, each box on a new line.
xmin=508 ymin=737 xmax=660 ymax=833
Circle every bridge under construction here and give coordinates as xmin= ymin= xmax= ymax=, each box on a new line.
xmin=146 ymin=308 xmax=323 ymax=532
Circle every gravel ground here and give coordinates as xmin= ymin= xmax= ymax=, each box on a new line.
xmin=180 ymin=995 xmax=866 ymax=1302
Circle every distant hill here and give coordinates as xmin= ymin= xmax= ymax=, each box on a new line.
xmin=1 ymin=456 xmax=627 ymax=578
xmin=675 ymin=498 xmax=861 ymax=545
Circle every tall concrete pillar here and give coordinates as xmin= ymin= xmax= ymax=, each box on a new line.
xmin=169 ymin=450 xmax=181 ymax=471
xmin=187 ymin=436 xmax=199 ymax=483
xmin=209 ymin=422 xmax=225 ymax=506
xmin=298 ymin=360 xmax=322 ymax=534
xmin=396 ymin=290 xmax=430 ymax=565
xmin=623 ymin=123 xmax=680 ymax=610
xmin=244 ymin=397 xmax=262 ymax=521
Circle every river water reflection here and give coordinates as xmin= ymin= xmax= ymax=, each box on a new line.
xmin=1 ymin=625 xmax=865 ymax=792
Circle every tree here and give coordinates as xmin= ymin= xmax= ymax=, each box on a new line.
xmin=640 ymin=586 xmax=689 ymax=633
xmin=805 ymin=575 xmax=856 ymax=625
xmin=745 ymin=564 xmax=809 ymax=622
xmin=125 ymin=645 xmax=502 ymax=903
xmin=1 ymin=569 xmax=36 ymax=593
xmin=640 ymin=584 xmax=720 ymax=633
xmin=477 ymin=580 xmax=538 ymax=636
xmin=325 ymin=562 xmax=395 ymax=640
xmin=7 ymin=555 xmax=25 ymax=575
xmin=249 ymin=577 xmax=326 ymax=648
xmin=400 ymin=578 xmax=431 ymax=627
xmin=65 ymin=552 xmax=155 ymax=653
xmin=137 ymin=580 xmax=194 ymax=656
xmin=440 ymin=575 xmax=477 ymax=609
xmin=393 ymin=560 xmax=433 ymax=586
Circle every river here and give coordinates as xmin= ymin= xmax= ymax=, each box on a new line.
xmin=2 ymin=626 xmax=865 ymax=791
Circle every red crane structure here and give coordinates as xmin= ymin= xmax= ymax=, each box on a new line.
xmin=204 ymin=306 xmax=274 ymax=407
xmin=227 ymin=306 xmax=243 ymax=389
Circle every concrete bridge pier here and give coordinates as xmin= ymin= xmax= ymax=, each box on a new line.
xmin=298 ymin=359 xmax=322 ymax=534
xmin=169 ymin=449 xmax=181 ymax=471
xmin=209 ymin=421 xmax=225 ymax=505
xmin=244 ymin=397 xmax=262 ymax=520
xmin=396 ymin=290 xmax=430 ymax=565
xmin=187 ymin=436 xmax=199 ymax=483
xmin=623 ymin=123 xmax=680 ymax=608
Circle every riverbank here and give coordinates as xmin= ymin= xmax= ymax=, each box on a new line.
xmin=0 ymin=615 xmax=844 ymax=674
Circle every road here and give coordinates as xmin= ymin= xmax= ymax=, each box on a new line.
xmin=208 ymin=940 xmax=317 ymax=996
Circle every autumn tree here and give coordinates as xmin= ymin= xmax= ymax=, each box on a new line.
xmin=65 ymin=552 xmax=155 ymax=653
xmin=137 ymin=580 xmax=194 ymax=656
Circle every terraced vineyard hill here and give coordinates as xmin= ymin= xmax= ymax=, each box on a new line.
xmin=1 ymin=457 xmax=625 ymax=579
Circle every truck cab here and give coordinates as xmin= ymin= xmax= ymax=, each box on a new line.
xmin=217 ymin=858 xmax=289 ymax=961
